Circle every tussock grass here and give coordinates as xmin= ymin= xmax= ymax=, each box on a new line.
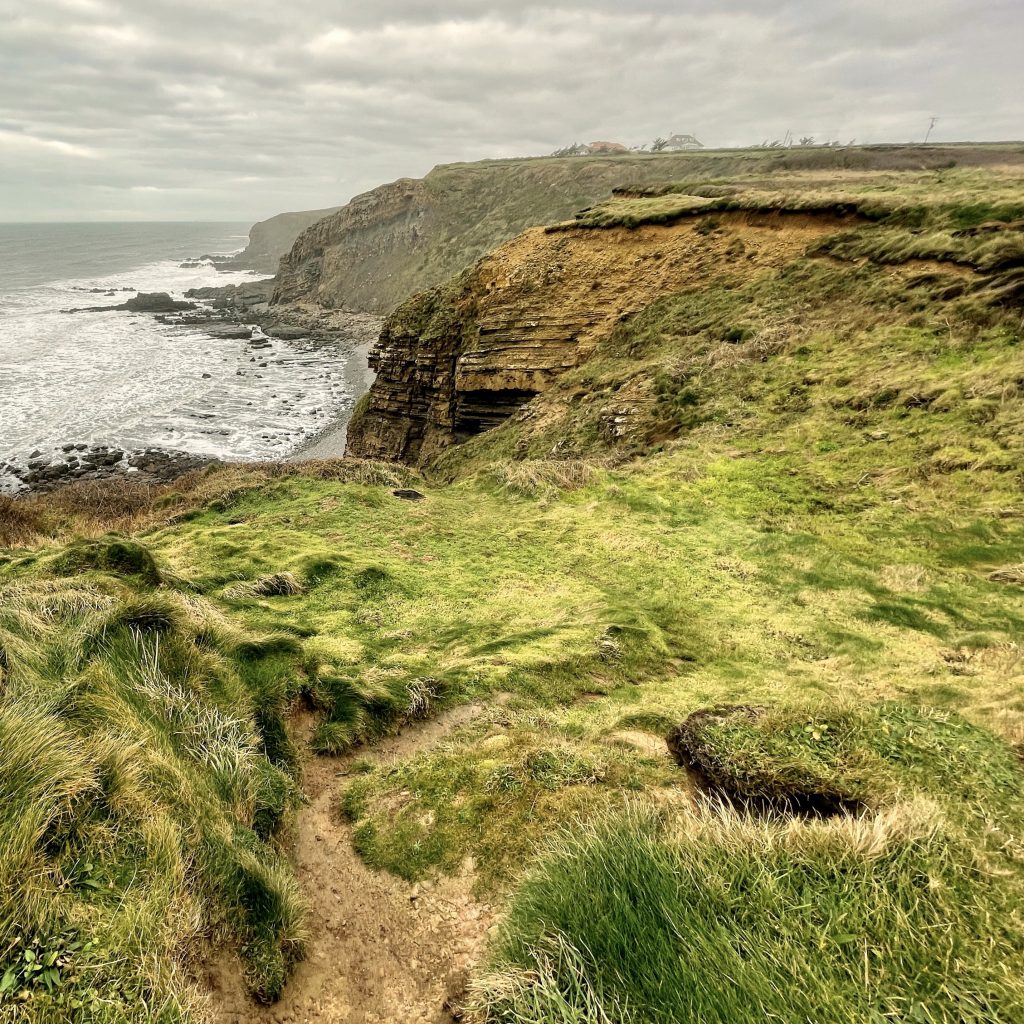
xmin=470 ymin=791 xmax=1023 ymax=1023
xmin=50 ymin=537 xmax=162 ymax=584
xmin=0 ymin=565 xmax=307 ymax=1018
xmin=307 ymin=670 xmax=446 ymax=755
xmin=485 ymin=459 xmax=601 ymax=496
xmin=226 ymin=572 xmax=307 ymax=599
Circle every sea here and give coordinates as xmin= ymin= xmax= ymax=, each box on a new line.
xmin=0 ymin=222 xmax=363 ymax=486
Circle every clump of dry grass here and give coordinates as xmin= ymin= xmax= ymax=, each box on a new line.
xmin=288 ymin=458 xmax=416 ymax=487
xmin=0 ymin=495 xmax=46 ymax=547
xmin=226 ymin=572 xmax=307 ymax=599
xmin=488 ymin=459 xmax=600 ymax=496
xmin=988 ymin=564 xmax=1024 ymax=584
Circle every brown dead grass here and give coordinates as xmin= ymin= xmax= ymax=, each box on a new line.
xmin=988 ymin=564 xmax=1024 ymax=585
xmin=0 ymin=495 xmax=46 ymax=548
xmin=0 ymin=459 xmax=419 ymax=550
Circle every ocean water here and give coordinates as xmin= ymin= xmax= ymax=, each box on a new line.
xmin=0 ymin=222 xmax=359 ymax=477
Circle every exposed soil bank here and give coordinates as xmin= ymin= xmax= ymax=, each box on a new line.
xmin=207 ymin=706 xmax=494 ymax=1024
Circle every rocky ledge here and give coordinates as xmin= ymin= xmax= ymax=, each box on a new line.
xmin=1 ymin=445 xmax=219 ymax=496
xmin=183 ymin=280 xmax=383 ymax=343
xmin=63 ymin=291 xmax=198 ymax=314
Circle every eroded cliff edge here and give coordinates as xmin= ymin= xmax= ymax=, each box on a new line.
xmin=271 ymin=146 xmax=1002 ymax=315
xmin=344 ymin=183 xmax=1024 ymax=467
xmin=343 ymin=204 xmax=850 ymax=464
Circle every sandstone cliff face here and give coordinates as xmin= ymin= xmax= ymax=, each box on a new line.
xmin=273 ymin=178 xmax=427 ymax=308
xmin=345 ymin=209 xmax=850 ymax=465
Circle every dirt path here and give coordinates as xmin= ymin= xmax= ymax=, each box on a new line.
xmin=207 ymin=704 xmax=493 ymax=1024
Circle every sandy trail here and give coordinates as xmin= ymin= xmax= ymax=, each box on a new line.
xmin=207 ymin=704 xmax=493 ymax=1024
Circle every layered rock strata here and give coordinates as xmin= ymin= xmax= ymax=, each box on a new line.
xmin=345 ymin=208 xmax=854 ymax=464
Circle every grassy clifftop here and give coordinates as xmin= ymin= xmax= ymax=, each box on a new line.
xmin=3 ymin=159 xmax=1024 ymax=1022
xmin=272 ymin=144 xmax=1019 ymax=313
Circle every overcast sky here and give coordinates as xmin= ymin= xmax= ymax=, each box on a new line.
xmin=1 ymin=0 xmax=1021 ymax=223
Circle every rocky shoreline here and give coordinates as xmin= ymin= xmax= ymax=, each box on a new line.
xmin=0 ymin=444 xmax=219 ymax=496
xmin=3 ymin=280 xmax=383 ymax=498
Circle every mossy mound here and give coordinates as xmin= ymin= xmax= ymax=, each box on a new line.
xmin=667 ymin=704 xmax=870 ymax=815
xmin=51 ymin=537 xmax=162 ymax=584
xmin=667 ymin=702 xmax=1022 ymax=817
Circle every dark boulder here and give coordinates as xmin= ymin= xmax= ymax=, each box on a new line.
xmin=206 ymin=325 xmax=254 ymax=340
xmin=122 ymin=292 xmax=195 ymax=313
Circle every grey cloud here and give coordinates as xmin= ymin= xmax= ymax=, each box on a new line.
xmin=0 ymin=0 xmax=1020 ymax=221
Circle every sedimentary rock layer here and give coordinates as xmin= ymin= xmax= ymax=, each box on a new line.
xmin=345 ymin=208 xmax=854 ymax=464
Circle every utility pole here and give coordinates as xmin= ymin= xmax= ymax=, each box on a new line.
xmin=924 ymin=116 xmax=939 ymax=144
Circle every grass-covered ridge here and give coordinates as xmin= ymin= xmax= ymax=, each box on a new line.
xmin=0 ymin=542 xmax=306 ymax=1020
xmin=3 ymin=164 xmax=1024 ymax=1021
xmin=274 ymin=144 xmax=1024 ymax=314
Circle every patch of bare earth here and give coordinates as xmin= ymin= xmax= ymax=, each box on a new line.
xmin=206 ymin=705 xmax=493 ymax=1024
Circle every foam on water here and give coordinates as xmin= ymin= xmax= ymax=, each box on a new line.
xmin=0 ymin=232 xmax=358 ymax=468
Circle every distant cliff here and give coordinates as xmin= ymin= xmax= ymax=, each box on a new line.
xmin=220 ymin=206 xmax=341 ymax=274
xmin=272 ymin=146 xmax=996 ymax=314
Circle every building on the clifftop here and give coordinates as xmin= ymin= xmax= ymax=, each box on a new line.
xmin=663 ymin=133 xmax=704 ymax=151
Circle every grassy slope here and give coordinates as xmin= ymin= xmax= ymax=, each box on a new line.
xmin=2 ymin=165 xmax=1024 ymax=1021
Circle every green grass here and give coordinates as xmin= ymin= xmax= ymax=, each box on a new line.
xmin=4 ymin=164 xmax=1024 ymax=1021
xmin=0 ymin=562 xmax=308 ymax=1020
xmin=472 ymin=788 xmax=1023 ymax=1023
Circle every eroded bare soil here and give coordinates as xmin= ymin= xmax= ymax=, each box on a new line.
xmin=207 ymin=705 xmax=493 ymax=1024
